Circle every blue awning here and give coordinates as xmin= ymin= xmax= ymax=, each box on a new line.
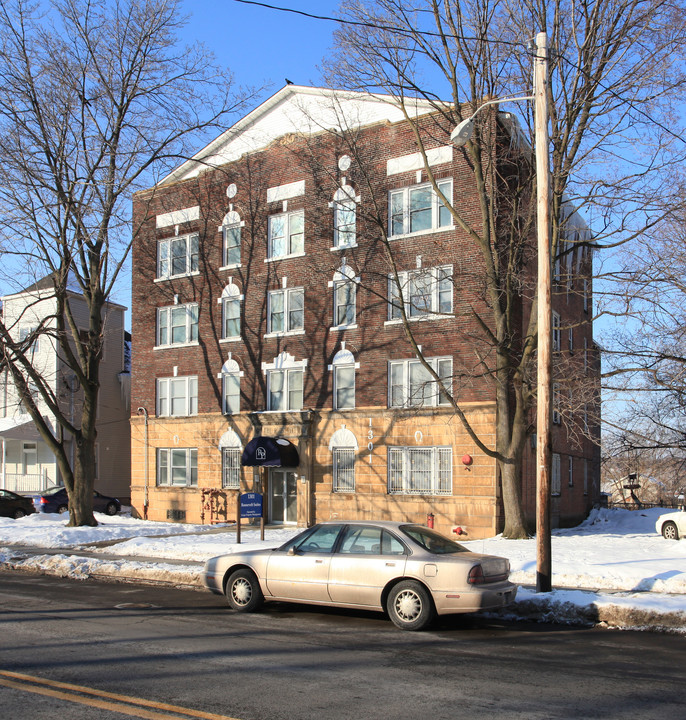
xmin=241 ymin=436 xmax=300 ymax=467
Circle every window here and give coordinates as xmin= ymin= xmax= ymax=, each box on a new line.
xmin=552 ymin=453 xmax=561 ymax=495
xmin=389 ymin=265 xmax=452 ymax=320
xmin=332 ymin=447 xmax=356 ymax=493
xmin=22 ymin=441 xmax=37 ymax=474
xmin=388 ymin=447 xmax=452 ymax=495
xmin=583 ymin=278 xmax=590 ymax=313
xmin=268 ymin=287 xmax=304 ymax=334
xmin=157 ymin=234 xmax=199 ymax=279
xmin=332 ymin=185 xmax=358 ymax=248
xmin=156 ymin=304 xmax=198 ymax=347
xmin=389 ymin=179 xmax=452 ymax=237
xmin=338 ymin=525 xmax=406 ymax=555
xmin=334 ymin=279 xmax=356 ymax=327
xmin=552 ymin=312 xmax=561 ymax=352
xmin=157 ymin=448 xmax=197 ymax=486
xmin=220 ymin=283 xmax=242 ymax=340
xmin=330 ymin=346 xmax=358 ymax=410
xmin=156 ymin=376 xmax=198 ymax=417
xmin=568 ymin=456 xmax=574 ymax=486
xmin=584 ymin=337 xmax=589 ymax=375
xmin=222 ymin=447 xmax=241 ymax=489
xmin=268 ymin=368 xmax=303 ymax=411
xmin=553 ymin=383 xmax=561 ymax=424
xmin=219 ymin=358 xmax=242 ymax=414
xmin=268 ymin=210 xmax=304 ymax=259
xmin=568 ymin=327 xmax=574 ymax=352
xmin=389 ymin=357 xmax=452 ymax=408
xmin=19 ymin=326 xmax=40 ymax=353
xmin=223 ymin=225 xmax=241 ymax=267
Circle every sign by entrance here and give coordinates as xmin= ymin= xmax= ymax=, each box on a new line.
xmin=236 ymin=492 xmax=265 ymax=544
xmin=240 ymin=492 xmax=263 ymax=518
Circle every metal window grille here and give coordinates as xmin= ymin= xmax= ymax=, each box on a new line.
xmin=388 ymin=447 xmax=452 ymax=496
xmin=222 ymin=448 xmax=241 ymax=489
xmin=332 ymin=448 xmax=355 ymax=493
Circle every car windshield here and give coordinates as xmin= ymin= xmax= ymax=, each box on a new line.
xmin=400 ymin=525 xmax=468 ymax=554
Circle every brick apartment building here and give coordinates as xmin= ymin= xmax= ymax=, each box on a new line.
xmin=130 ymin=85 xmax=601 ymax=538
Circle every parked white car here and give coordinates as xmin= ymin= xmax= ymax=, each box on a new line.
xmin=655 ymin=509 xmax=686 ymax=540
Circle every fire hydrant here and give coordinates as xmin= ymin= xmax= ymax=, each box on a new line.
xmin=427 ymin=513 xmax=435 ymax=529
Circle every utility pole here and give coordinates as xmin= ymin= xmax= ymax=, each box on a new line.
xmin=535 ymin=31 xmax=552 ymax=593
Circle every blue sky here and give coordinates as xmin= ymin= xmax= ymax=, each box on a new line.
xmin=182 ymin=0 xmax=342 ymax=96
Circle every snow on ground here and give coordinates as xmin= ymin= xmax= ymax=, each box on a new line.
xmin=2 ymin=506 xmax=686 ymax=631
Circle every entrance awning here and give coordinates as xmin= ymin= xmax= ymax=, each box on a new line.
xmin=241 ymin=436 xmax=300 ymax=467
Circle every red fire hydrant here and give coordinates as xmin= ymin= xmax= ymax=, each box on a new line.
xmin=427 ymin=513 xmax=435 ymax=529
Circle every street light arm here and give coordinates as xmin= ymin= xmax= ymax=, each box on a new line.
xmin=450 ymin=95 xmax=535 ymax=146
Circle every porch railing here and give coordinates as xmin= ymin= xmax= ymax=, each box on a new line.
xmin=3 ymin=472 xmax=52 ymax=493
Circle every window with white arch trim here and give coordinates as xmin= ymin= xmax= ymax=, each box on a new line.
xmin=219 ymin=429 xmax=242 ymax=489
xmin=221 ymin=210 xmax=244 ymax=268
xmin=219 ymin=281 xmax=242 ymax=340
xmin=330 ymin=184 xmax=359 ymax=249
xmin=218 ymin=356 xmax=243 ymax=415
xmin=329 ymin=427 xmax=358 ymax=493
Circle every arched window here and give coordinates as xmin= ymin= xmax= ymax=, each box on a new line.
xmin=221 ymin=210 xmax=243 ymax=268
xmin=219 ymin=428 xmax=242 ymax=489
xmin=329 ymin=427 xmax=358 ymax=493
xmin=328 ymin=343 xmax=359 ymax=410
xmin=218 ymin=356 xmax=243 ymax=414
xmin=219 ymin=281 xmax=243 ymax=340
xmin=331 ymin=184 xmax=359 ymax=249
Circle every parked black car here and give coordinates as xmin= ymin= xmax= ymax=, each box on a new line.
xmin=32 ymin=486 xmax=121 ymax=515
xmin=0 ymin=489 xmax=37 ymax=519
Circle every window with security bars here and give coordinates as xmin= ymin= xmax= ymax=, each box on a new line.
xmin=387 ymin=447 xmax=452 ymax=495
xmin=332 ymin=447 xmax=355 ymax=492
xmin=222 ymin=448 xmax=241 ymax=489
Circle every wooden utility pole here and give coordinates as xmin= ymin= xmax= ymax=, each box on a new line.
xmin=535 ymin=31 xmax=552 ymax=593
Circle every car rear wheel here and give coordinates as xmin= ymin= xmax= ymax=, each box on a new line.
xmin=225 ymin=569 xmax=264 ymax=612
xmin=105 ymin=502 xmax=118 ymax=516
xmin=387 ymin=580 xmax=435 ymax=631
xmin=662 ymin=521 xmax=680 ymax=540
xmin=13 ymin=508 xmax=26 ymax=519
xmin=57 ymin=505 xmax=68 ymax=514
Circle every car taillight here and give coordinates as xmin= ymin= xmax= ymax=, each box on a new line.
xmin=468 ymin=564 xmax=485 ymax=585
xmin=40 ymin=497 xmax=49 ymax=504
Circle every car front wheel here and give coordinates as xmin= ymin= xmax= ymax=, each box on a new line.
xmin=57 ymin=505 xmax=68 ymax=514
xmin=387 ymin=580 xmax=435 ymax=631
xmin=662 ymin=521 xmax=680 ymax=540
xmin=225 ymin=569 xmax=264 ymax=612
xmin=105 ymin=502 xmax=118 ymax=516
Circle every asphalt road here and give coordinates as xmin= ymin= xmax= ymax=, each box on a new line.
xmin=1 ymin=570 xmax=684 ymax=720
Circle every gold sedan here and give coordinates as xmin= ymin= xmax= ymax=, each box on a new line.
xmin=203 ymin=520 xmax=517 ymax=631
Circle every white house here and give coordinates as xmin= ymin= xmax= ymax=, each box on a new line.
xmin=0 ymin=275 xmax=131 ymax=500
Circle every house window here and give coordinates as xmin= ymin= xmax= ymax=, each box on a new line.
xmin=552 ymin=311 xmax=561 ymax=352
xmin=19 ymin=326 xmax=40 ymax=353
xmin=568 ymin=456 xmax=574 ymax=486
xmin=389 ymin=265 xmax=452 ymax=320
xmin=156 ymin=376 xmax=198 ymax=417
xmin=330 ymin=347 xmax=358 ymax=411
xmin=389 ymin=357 xmax=452 ymax=408
xmin=568 ymin=327 xmax=574 ymax=351
xmin=157 ymin=234 xmax=199 ymax=279
xmin=388 ymin=446 xmax=452 ymax=495
xmin=389 ymin=179 xmax=452 ymax=237
xmin=552 ymin=453 xmax=561 ymax=495
xmin=268 ymin=287 xmax=304 ymax=334
xmin=553 ymin=383 xmax=561 ymax=424
xmin=332 ymin=185 xmax=358 ymax=248
xmin=268 ymin=210 xmax=304 ymax=259
xmin=157 ymin=448 xmax=197 ymax=486
xmin=22 ymin=441 xmax=37 ymax=475
xmin=156 ymin=304 xmax=198 ymax=346
xmin=334 ymin=279 xmax=356 ymax=327
xmin=267 ymin=369 xmax=303 ymax=411
xmin=332 ymin=447 xmax=356 ymax=492
xmin=583 ymin=278 xmax=590 ymax=313
xmin=222 ymin=447 xmax=241 ymax=489
xmin=220 ymin=282 xmax=242 ymax=340
xmin=219 ymin=357 xmax=242 ymax=414
xmin=223 ymin=224 xmax=241 ymax=267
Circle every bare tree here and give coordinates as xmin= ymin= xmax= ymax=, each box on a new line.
xmin=324 ymin=0 xmax=686 ymax=537
xmin=0 ymin=0 xmax=252 ymax=525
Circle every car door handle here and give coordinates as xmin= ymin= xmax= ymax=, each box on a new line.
xmin=385 ymin=562 xmax=396 ymax=567
xmin=315 ymin=559 xmax=324 ymax=564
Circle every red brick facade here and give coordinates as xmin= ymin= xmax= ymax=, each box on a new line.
xmin=130 ymin=87 xmax=601 ymax=537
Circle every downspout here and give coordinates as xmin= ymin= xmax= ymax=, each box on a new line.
xmin=137 ymin=407 xmax=149 ymax=519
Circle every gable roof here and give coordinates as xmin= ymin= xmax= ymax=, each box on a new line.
xmin=160 ymin=85 xmax=441 ymax=187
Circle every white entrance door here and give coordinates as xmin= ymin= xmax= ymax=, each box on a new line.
xmin=269 ymin=469 xmax=297 ymax=524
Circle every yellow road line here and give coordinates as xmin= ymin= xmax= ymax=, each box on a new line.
xmin=0 ymin=670 xmax=242 ymax=720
